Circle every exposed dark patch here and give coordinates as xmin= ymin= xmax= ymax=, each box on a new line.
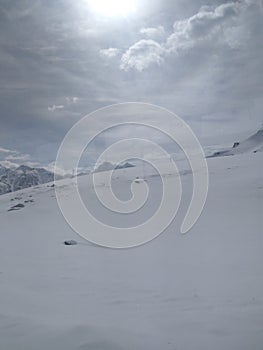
xmin=64 ymin=240 xmax=78 ymax=246
xmin=8 ymin=203 xmax=25 ymax=211
xmin=24 ymin=199 xmax=34 ymax=203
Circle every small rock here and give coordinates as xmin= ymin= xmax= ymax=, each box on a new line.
xmin=64 ymin=240 xmax=77 ymax=246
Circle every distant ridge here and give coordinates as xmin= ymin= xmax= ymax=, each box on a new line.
xmin=94 ymin=161 xmax=135 ymax=173
xmin=0 ymin=164 xmax=56 ymax=195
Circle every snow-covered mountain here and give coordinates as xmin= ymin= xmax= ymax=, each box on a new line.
xmin=115 ymin=161 xmax=135 ymax=170
xmin=94 ymin=161 xmax=135 ymax=173
xmin=0 ymin=164 xmax=55 ymax=195
xmin=0 ymin=160 xmax=136 ymax=195
xmin=208 ymin=127 xmax=263 ymax=157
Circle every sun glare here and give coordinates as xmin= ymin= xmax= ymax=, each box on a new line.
xmin=87 ymin=0 xmax=137 ymax=17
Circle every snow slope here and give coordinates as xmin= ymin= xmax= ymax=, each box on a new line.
xmin=0 ymin=152 xmax=262 ymax=349
xmin=208 ymin=127 xmax=263 ymax=157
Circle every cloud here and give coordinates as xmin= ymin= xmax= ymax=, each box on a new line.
xmin=0 ymin=0 xmax=262 ymax=165
xmin=166 ymin=1 xmax=244 ymax=54
xmin=119 ymin=0 xmax=258 ymax=71
xmin=0 ymin=146 xmax=39 ymax=168
xmin=48 ymin=105 xmax=65 ymax=112
xmin=0 ymin=147 xmax=17 ymax=154
xmin=45 ymin=161 xmax=74 ymax=176
xmin=0 ymin=160 xmax=19 ymax=168
xmin=100 ymin=48 xmax=122 ymax=58
xmin=66 ymin=96 xmax=79 ymax=104
xmin=5 ymin=153 xmax=31 ymax=162
xmin=140 ymin=26 xmax=165 ymax=39
xmin=120 ymin=40 xmax=165 ymax=71
xmin=0 ymin=159 xmax=41 ymax=169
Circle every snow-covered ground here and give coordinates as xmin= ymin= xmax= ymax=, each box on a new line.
xmin=0 ymin=151 xmax=263 ymax=350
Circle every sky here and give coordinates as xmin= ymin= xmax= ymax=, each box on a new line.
xmin=0 ymin=0 xmax=262 ymax=169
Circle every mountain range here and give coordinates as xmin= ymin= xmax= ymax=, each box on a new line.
xmin=94 ymin=161 xmax=135 ymax=173
xmin=1 ymin=127 xmax=262 ymax=195
xmin=0 ymin=165 xmax=55 ymax=195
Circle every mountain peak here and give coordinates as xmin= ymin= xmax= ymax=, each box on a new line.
xmin=17 ymin=165 xmax=33 ymax=172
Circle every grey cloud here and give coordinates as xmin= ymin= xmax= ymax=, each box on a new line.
xmin=140 ymin=26 xmax=165 ymax=39
xmin=0 ymin=0 xmax=262 ymax=165
xmin=0 ymin=0 xmax=128 ymax=161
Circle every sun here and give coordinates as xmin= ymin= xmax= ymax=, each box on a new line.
xmin=87 ymin=0 xmax=137 ymax=17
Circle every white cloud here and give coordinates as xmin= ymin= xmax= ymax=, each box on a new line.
xmin=46 ymin=161 xmax=73 ymax=176
xmin=0 ymin=147 xmax=17 ymax=154
xmin=0 ymin=160 xmax=19 ymax=169
xmin=0 ymin=146 xmax=39 ymax=169
xmin=0 ymin=158 xmax=40 ymax=169
xmin=166 ymin=1 xmax=244 ymax=54
xmin=66 ymin=96 xmax=79 ymax=104
xmin=119 ymin=0 xmax=256 ymax=71
xmin=48 ymin=105 xmax=65 ymax=112
xmin=5 ymin=153 xmax=31 ymax=162
xmin=120 ymin=40 xmax=165 ymax=71
xmin=100 ymin=48 xmax=122 ymax=59
xmin=22 ymin=161 xmax=41 ymax=168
